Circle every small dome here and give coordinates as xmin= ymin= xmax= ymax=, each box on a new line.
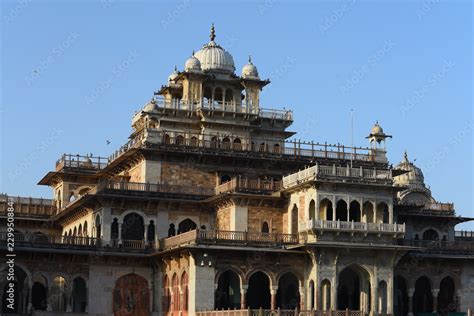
xmin=143 ymin=98 xmax=157 ymax=112
xmin=371 ymin=121 xmax=384 ymax=135
xmin=242 ymin=56 xmax=259 ymax=79
xmin=185 ymin=54 xmax=202 ymax=72
xmin=168 ymin=67 xmax=179 ymax=82
xmin=393 ymin=151 xmax=425 ymax=186
xmin=194 ymin=24 xmax=235 ymax=74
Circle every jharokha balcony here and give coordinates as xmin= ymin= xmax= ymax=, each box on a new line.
xmin=300 ymin=219 xmax=405 ymax=235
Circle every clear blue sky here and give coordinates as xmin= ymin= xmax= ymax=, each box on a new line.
xmin=1 ymin=0 xmax=472 ymax=229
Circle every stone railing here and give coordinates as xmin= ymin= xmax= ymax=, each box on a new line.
xmin=196 ymin=309 xmax=363 ymax=316
xmin=398 ymin=239 xmax=474 ymax=253
xmin=282 ymin=164 xmax=392 ymax=188
xmin=301 ymin=219 xmax=405 ymax=234
xmin=160 ymin=229 xmax=298 ymax=250
xmin=55 ymin=154 xmax=108 ymax=171
xmin=96 ymin=180 xmax=215 ymax=197
xmin=215 ymin=178 xmax=281 ymax=195
xmin=0 ymin=194 xmax=56 ymax=217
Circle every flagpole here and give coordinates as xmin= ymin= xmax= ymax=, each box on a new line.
xmin=350 ymin=109 xmax=354 ymax=168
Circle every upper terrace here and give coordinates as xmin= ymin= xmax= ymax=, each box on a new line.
xmin=0 ymin=194 xmax=56 ymax=218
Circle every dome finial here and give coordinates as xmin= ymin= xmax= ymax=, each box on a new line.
xmin=174 ymin=65 xmax=177 ymax=72
xmin=192 ymin=50 xmax=195 ymax=56
xmin=404 ymin=150 xmax=408 ymax=160
xmin=248 ymin=54 xmax=252 ymax=64
xmin=210 ymin=22 xmax=216 ymax=41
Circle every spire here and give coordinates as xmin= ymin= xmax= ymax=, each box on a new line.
xmin=174 ymin=65 xmax=177 ymax=72
xmin=192 ymin=50 xmax=195 ymax=56
xmin=210 ymin=22 xmax=216 ymax=41
xmin=248 ymin=54 xmax=252 ymax=64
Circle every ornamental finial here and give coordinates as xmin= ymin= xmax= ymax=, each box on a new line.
xmin=248 ymin=55 xmax=252 ymax=64
xmin=210 ymin=22 xmax=216 ymax=41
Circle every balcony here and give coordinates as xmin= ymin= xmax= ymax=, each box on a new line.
xmin=160 ymin=229 xmax=299 ymax=250
xmin=282 ymin=164 xmax=392 ymax=189
xmin=397 ymin=239 xmax=474 ymax=254
xmin=0 ymin=194 xmax=56 ymax=218
xmin=215 ymin=178 xmax=281 ymax=195
xmin=55 ymin=154 xmax=109 ymax=172
xmin=301 ymin=219 xmax=405 ymax=235
xmin=196 ymin=309 xmax=363 ymax=316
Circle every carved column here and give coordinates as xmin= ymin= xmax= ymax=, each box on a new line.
xmin=270 ymin=287 xmax=278 ymax=310
xmin=432 ymin=289 xmax=439 ymax=313
xmin=299 ymin=286 xmax=305 ymax=310
xmin=407 ymin=289 xmax=415 ymax=316
xmin=240 ymin=286 xmax=248 ymax=309
xmin=118 ymin=222 xmax=123 ymax=245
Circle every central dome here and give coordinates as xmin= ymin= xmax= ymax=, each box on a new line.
xmin=194 ymin=24 xmax=235 ymax=74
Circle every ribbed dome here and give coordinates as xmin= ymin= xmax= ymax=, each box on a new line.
xmin=371 ymin=122 xmax=384 ymax=135
xmin=168 ymin=67 xmax=179 ymax=82
xmin=143 ymin=98 xmax=157 ymax=112
xmin=193 ymin=24 xmax=235 ymax=74
xmin=185 ymin=54 xmax=202 ymax=73
xmin=242 ymin=56 xmax=259 ymax=79
xmin=393 ymin=151 xmax=425 ymax=186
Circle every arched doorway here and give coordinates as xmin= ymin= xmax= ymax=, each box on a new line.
xmin=309 ymin=280 xmax=315 ymax=310
xmin=276 ymin=272 xmax=300 ymax=309
xmin=181 ymin=272 xmax=188 ymax=316
xmin=261 ymin=222 xmax=270 ymax=233
xmin=394 ymin=275 xmax=409 ymax=316
xmin=413 ymin=276 xmax=433 ymax=315
xmin=2 ymin=266 xmax=29 ymax=314
xmin=336 ymin=200 xmax=348 ymax=221
xmin=362 ymin=202 xmax=374 ymax=223
xmin=349 ymin=201 xmax=361 ymax=222
xmin=438 ymin=276 xmax=456 ymax=315
xmin=290 ymin=205 xmax=298 ymax=234
xmin=319 ymin=199 xmax=333 ymax=221
xmin=121 ymin=213 xmax=144 ymax=241
xmin=72 ymin=277 xmax=87 ymax=312
xmin=178 ymin=219 xmax=197 ymax=234
xmin=215 ymin=270 xmax=241 ymax=309
xmin=95 ymin=214 xmax=101 ymax=238
xmin=378 ymin=281 xmax=388 ymax=314
xmin=337 ymin=265 xmax=371 ymax=313
xmin=376 ymin=202 xmax=389 ymax=223
xmin=113 ymin=273 xmax=150 ymax=316
xmin=422 ymin=229 xmax=439 ymax=241
xmin=247 ymin=272 xmax=271 ymax=309
xmin=162 ymin=275 xmax=170 ymax=315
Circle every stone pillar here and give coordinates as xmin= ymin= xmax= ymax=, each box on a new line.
xmin=241 ymin=286 xmax=248 ymax=309
xmin=144 ymin=224 xmax=149 ymax=243
xmin=299 ymin=286 xmax=305 ymax=310
xmin=332 ymin=196 xmax=336 ymax=221
xmin=331 ymin=277 xmax=337 ymax=311
xmin=27 ymin=284 xmax=33 ymax=313
xmin=47 ymin=285 xmax=53 ymax=311
xmin=388 ymin=204 xmax=394 ymax=224
xmin=371 ymin=283 xmax=378 ymax=316
xmin=407 ymin=289 xmax=415 ymax=316
xmin=270 ymin=287 xmax=278 ymax=310
xmin=118 ymin=222 xmax=123 ymax=244
xmin=188 ymin=254 xmax=215 ymax=316
xmin=432 ymin=289 xmax=439 ymax=313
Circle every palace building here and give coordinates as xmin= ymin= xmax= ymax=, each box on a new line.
xmin=1 ymin=24 xmax=473 ymax=316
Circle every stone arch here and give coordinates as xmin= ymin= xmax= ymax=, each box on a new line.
xmin=181 ymin=271 xmax=189 ymax=313
xmin=309 ymin=199 xmax=316 ymax=220
xmin=121 ymin=212 xmax=144 ymax=241
xmin=309 ymin=280 xmax=315 ymax=310
xmin=1 ymin=264 xmax=31 ymax=314
xmin=78 ymin=223 xmax=83 ymax=237
xmin=178 ymin=218 xmax=197 ymax=234
xmin=50 ymin=275 xmax=68 ymax=312
xmin=225 ymin=88 xmax=234 ymax=103
xmin=319 ymin=198 xmax=333 ymax=221
xmin=171 ymin=273 xmax=179 ymax=312
xmin=246 ymin=271 xmax=272 ymax=309
xmin=233 ymin=137 xmax=242 ymax=150
xmin=113 ymin=273 xmax=150 ymax=316
xmin=72 ymin=276 xmax=87 ymax=312
xmin=32 ymin=275 xmax=48 ymax=311
xmin=320 ymin=279 xmax=332 ymax=310
xmin=422 ymin=228 xmax=440 ymax=241
xmin=378 ymin=280 xmax=388 ymax=314
xmin=175 ymin=135 xmax=185 ymax=145
xmin=215 ymin=269 xmax=242 ymax=309
xmin=95 ymin=213 xmax=101 ymax=238
xmin=276 ymin=272 xmax=300 ymax=309
xmin=162 ymin=274 xmax=171 ymax=315
xmin=83 ymin=221 xmax=88 ymax=237
xmin=413 ymin=276 xmax=434 ymax=315
xmin=349 ymin=200 xmax=361 ymax=222
xmin=337 ymin=264 xmax=372 ymax=313
xmin=438 ymin=276 xmax=456 ymax=314
xmin=376 ymin=202 xmax=389 ymax=224
xmin=261 ymin=221 xmax=270 ymax=233
xmin=362 ymin=201 xmax=374 ymax=223
xmin=394 ymin=275 xmax=409 ymax=316
xmin=336 ymin=199 xmax=348 ymax=221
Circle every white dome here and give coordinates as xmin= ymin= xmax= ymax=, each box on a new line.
xmin=185 ymin=54 xmax=202 ymax=72
xmin=193 ymin=24 xmax=235 ymax=74
xmin=371 ymin=122 xmax=384 ymax=135
xmin=168 ymin=67 xmax=179 ymax=82
xmin=394 ymin=151 xmax=425 ymax=186
xmin=242 ymin=56 xmax=259 ymax=79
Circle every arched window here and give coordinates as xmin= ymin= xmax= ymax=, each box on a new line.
xmin=225 ymin=88 xmax=234 ymax=103
xmin=262 ymin=221 xmax=270 ymax=233
xmin=290 ymin=205 xmax=298 ymax=234
xmin=178 ymin=219 xmax=197 ymax=234
xmin=162 ymin=275 xmax=171 ymax=314
xmin=164 ymin=134 xmax=171 ymax=145
xmin=273 ymin=143 xmax=280 ymax=153
xmin=222 ymin=137 xmax=231 ymax=149
xmin=176 ymin=135 xmax=185 ymax=145
xmin=190 ymin=136 xmax=198 ymax=147
xmin=349 ymin=201 xmax=361 ymax=222
xmin=95 ymin=214 xmax=101 ymax=238
xmin=362 ymin=201 xmax=374 ymax=223
xmin=172 ymin=273 xmax=179 ymax=312
xmin=181 ymin=271 xmax=189 ymax=313
xmin=309 ymin=200 xmax=316 ymax=220
xmin=233 ymin=138 xmax=242 ymax=150
xmin=259 ymin=142 xmax=266 ymax=152
xmin=438 ymin=276 xmax=456 ymax=314
xmin=321 ymin=279 xmax=331 ymax=310
xmin=309 ymin=280 xmax=315 ymax=310
xmin=377 ymin=202 xmax=389 ymax=224
xmin=122 ymin=213 xmax=144 ymax=241
xmin=214 ymin=87 xmax=223 ymax=104
xmin=220 ymin=175 xmax=231 ymax=184
xmin=168 ymin=223 xmax=176 ymax=237
xmin=78 ymin=224 xmax=83 ymax=237
xmin=83 ymin=221 xmax=88 ymax=237
xmin=210 ymin=136 xmax=218 ymax=149
xmin=422 ymin=229 xmax=439 ymax=241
